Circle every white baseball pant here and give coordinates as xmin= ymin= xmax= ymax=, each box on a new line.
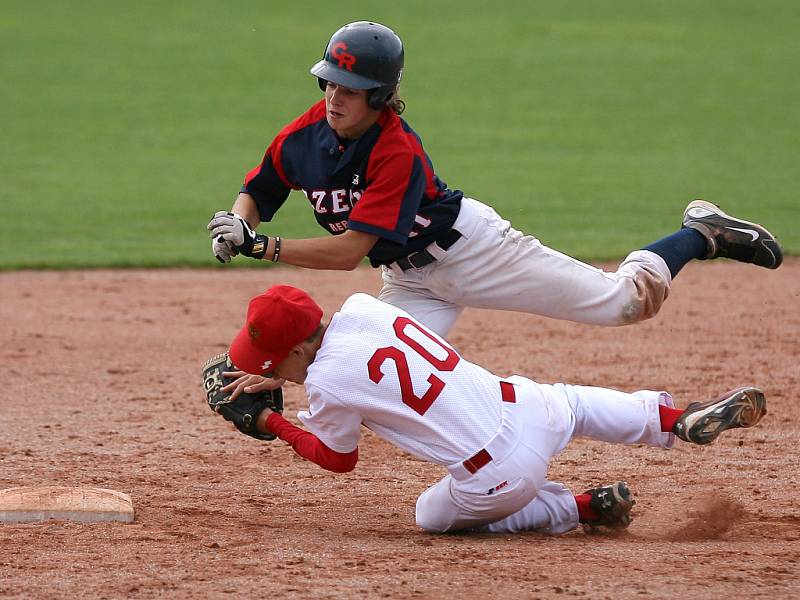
xmin=414 ymin=376 xmax=675 ymax=534
xmin=379 ymin=198 xmax=673 ymax=337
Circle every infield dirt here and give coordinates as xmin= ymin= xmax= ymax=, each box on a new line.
xmin=1 ymin=262 xmax=798 ymax=599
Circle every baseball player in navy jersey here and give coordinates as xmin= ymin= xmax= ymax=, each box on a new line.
xmin=216 ymin=285 xmax=767 ymax=534
xmin=208 ymin=21 xmax=783 ymax=338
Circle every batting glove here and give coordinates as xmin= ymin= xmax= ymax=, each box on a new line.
xmin=212 ymin=235 xmax=238 ymax=264
xmin=207 ymin=211 xmax=268 ymax=259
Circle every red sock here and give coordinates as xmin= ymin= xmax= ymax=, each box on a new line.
xmin=658 ymin=404 xmax=685 ymax=433
xmin=574 ymin=493 xmax=599 ymax=522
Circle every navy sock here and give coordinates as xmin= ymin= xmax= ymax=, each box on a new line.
xmin=642 ymin=228 xmax=708 ymax=278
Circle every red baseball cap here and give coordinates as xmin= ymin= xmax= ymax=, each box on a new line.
xmin=229 ymin=285 xmax=323 ymax=375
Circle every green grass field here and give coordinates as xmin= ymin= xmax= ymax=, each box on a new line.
xmin=1 ymin=0 xmax=798 ymax=268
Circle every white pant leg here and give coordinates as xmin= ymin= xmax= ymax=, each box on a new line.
xmin=415 ymin=378 xmax=580 ymax=535
xmin=460 ymin=381 xmax=676 ymax=535
xmin=416 ymin=474 xmax=579 ymax=536
xmin=480 ymin=383 xmax=677 ymax=535
xmin=415 ymin=470 xmax=541 ymax=534
xmin=424 ymin=199 xmax=672 ymax=326
xmin=378 ymin=268 xmax=464 ymax=337
xmin=547 ymin=383 xmax=677 ymax=448
xmin=415 ymin=378 xmax=676 ymax=535
xmin=481 ymin=480 xmax=579 ymax=536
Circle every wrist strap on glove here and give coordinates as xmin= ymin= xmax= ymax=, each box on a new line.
xmin=232 ymin=214 xmax=268 ymax=260
xmin=241 ymin=233 xmax=269 ymax=260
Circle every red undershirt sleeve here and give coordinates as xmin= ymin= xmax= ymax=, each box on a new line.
xmin=265 ymin=412 xmax=358 ymax=473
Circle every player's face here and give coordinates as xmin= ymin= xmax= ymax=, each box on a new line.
xmin=271 ymin=349 xmax=310 ymax=385
xmin=324 ymin=82 xmax=380 ymax=139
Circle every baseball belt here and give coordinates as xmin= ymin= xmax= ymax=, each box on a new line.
xmin=393 ymin=228 xmax=463 ymax=271
xmin=461 ymin=381 xmax=518 ymax=475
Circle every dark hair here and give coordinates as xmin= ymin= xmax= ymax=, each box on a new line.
xmin=304 ymin=324 xmax=324 ymax=344
xmin=387 ymin=91 xmax=405 ymax=115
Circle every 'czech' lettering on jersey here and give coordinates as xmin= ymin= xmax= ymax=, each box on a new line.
xmin=242 ymin=101 xmax=463 ymax=265
xmin=298 ymin=294 xmax=504 ymax=465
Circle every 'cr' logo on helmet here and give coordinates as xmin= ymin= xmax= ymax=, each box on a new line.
xmin=331 ymin=42 xmax=356 ymax=72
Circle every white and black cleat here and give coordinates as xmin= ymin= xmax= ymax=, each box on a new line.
xmin=672 ymin=387 xmax=767 ymax=445
xmin=581 ymin=481 xmax=635 ymax=532
xmin=682 ymin=199 xmax=783 ymax=269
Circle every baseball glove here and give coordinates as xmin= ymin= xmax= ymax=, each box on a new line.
xmin=202 ymin=352 xmax=283 ymax=441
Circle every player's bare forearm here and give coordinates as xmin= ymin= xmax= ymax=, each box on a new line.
xmin=263 ymin=230 xmax=378 ymax=271
xmin=231 ymin=192 xmax=261 ymax=229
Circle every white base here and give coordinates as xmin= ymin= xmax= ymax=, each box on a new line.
xmin=0 ymin=486 xmax=134 ymax=524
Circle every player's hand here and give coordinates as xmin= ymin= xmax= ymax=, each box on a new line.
xmin=221 ymin=371 xmax=287 ymax=401
xmin=202 ymin=353 xmax=283 ymax=442
xmin=207 ymin=211 xmax=267 ymax=259
xmin=207 ymin=211 xmax=251 ymax=247
xmin=212 ymin=235 xmax=238 ymax=263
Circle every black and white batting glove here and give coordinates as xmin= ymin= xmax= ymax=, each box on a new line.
xmin=207 ymin=211 xmax=268 ymax=259
xmin=212 ymin=235 xmax=238 ymax=263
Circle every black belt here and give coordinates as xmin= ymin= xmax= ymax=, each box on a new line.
xmin=393 ymin=228 xmax=463 ymax=271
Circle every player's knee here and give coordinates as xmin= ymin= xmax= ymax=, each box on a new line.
xmin=619 ymin=297 xmax=648 ymax=324
xmin=414 ymin=490 xmax=452 ymax=533
xmin=415 ymin=512 xmax=449 ymax=533
xmin=619 ymin=273 xmax=669 ymax=325
xmin=415 ymin=501 xmax=450 ymax=533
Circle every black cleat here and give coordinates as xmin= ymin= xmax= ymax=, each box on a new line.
xmin=581 ymin=481 xmax=635 ymax=532
xmin=682 ymin=199 xmax=783 ymax=269
xmin=672 ymin=387 xmax=767 ymax=445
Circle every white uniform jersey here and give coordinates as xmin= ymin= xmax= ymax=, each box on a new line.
xmin=298 ymin=293 xmax=503 ymax=465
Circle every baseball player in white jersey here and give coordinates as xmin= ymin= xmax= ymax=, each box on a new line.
xmin=219 ymin=285 xmax=767 ymax=534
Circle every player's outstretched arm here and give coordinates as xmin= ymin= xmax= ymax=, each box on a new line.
xmin=230 ymin=192 xmax=260 ymax=229
xmin=261 ymin=230 xmax=378 ymax=271
xmin=209 ymin=191 xmax=378 ymax=270
xmin=258 ymin=411 xmax=359 ymax=473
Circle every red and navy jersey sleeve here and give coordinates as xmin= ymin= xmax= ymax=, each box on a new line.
xmin=347 ymin=112 xmax=462 ymax=262
xmin=242 ymin=151 xmax=291 ymax=222
xmin=346 ymin=124 xmax=425 ymax=243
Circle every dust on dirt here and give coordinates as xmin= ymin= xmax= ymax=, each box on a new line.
xmin=665 ymin=495 xmax=745 ymax=541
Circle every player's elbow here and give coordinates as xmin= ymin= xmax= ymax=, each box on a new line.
xmin=316 ymin=256 xmax=363 ymax=271
xmin=319 ymin=447 xmax=358 ymax=473
xmin=336 ymin=449 xmax=359 ymax=472
xmin=325 ymin=461 xmax=356 ymax=473
xmin=329 ymin=249 xmax=367 ymax=271
xmin=340 ymin=255 xmax=366 ymax=271
xmin=336 ymin=230 xmax=376 ymax=270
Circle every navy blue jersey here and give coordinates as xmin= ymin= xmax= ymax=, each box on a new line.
xmin=242 ymin=100 xmax=463 ymax=265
